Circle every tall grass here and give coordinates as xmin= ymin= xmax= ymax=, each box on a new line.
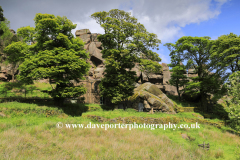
xmin=0 ymin=81 xmax=54 ymax=98
xmin=0 ymin=102 xmax=240 ymax=159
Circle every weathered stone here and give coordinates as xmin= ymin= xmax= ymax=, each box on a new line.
xmin=84 ymin=43 xmax=90 ymax=50
xmin=94 ymin=67 xmax=104 ymax=74
xmin=93 ymin=67 xmax=104 ymax=79
xmin=94 ymin=73 xmax=102 ymax=79
xmin=165 ymin=85 xmax=178 ymax=96
xmin=88 ymin=70 xmax=94 ymax=76
xmin=75 ymin=29 xmax=91 ymax=36
xmin=88 ymin=42 xmax=96 ymax=55
xmin=91 ymin=33 xmax=101 ymax=42
xmin=0 ymin=73 xmax=8 ymax=81
xmin=134 ymin=83 xmax=140 ymax=88
xmin=79 ymin=34 xmax=91 ymax=43
xmin=0 ymin=112 xmax=6 ymax=117
xmin=162 ymin=63 xmax=169 ymax=71
xmin=163 ymin=71 xmax=170 ymax=85
xmin=188 ymin=69 xmax=196 ymax=74
xmin=88 ymin=42 xmax=103 ymax=61
xmin=143 ymin=100 xmax=151 ymax=109
xmin=130 ymin=83 xmax=176 ymax=114
xmin=92 ymin=48 xmax=103 ymax=61
xmin=156 ymin=85 xmax=165 ymax=90
xmin=148 ymin=74 xmax=163 ymax=79
xmin=95 ymin=42 xmax=102 ymax=49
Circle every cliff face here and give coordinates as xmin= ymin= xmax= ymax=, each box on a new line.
xmin=0 ymin=29 xmax=18 ymax=82
xmin=75 ymin=29 xmax=179 ymax=96
xmin=0 ymin=28 xmax=181 ymax=103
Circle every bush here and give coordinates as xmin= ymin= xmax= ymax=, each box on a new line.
xmin=225 ymin=71 xmax=240 ymax=131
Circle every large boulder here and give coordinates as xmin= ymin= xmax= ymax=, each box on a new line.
xmin=75 ymin=29 xmax=91 ymax=36
xmin=129 ymin=83 xmax=176 ymax=114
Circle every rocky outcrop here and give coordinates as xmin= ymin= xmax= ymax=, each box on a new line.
xmin=75 ymin=29 xmax=103 ymax=66
xmin=75 ymin=29 xmax=105 ymax=81
xmin=75 ymin=29 xmax=187 ymax=97
xmin=127 ymin=82 xmax=176 ymax=114
xmin=0 ymin=63 xmax=17 ymax=81
xmin=0 ymin=29 xmax=18 ymax=81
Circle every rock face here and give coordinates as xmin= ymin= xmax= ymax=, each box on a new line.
xmin=127 ymin=82 xmax=176 ymax=114
xmin=0 ymin=62 xmax=17 ymax=81
xmin=0 ymin=28 xmax=197 ymax=105
xmin=0 ymin=29 xmax=18 ymax=81
xmin=74 ymin=29 xmax=193 ymax=104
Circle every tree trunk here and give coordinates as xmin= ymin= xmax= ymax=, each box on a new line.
xmin=176 ymin=84 xmax=181 ymax=101
xmin=12 ymin=72 xmax=14 ymax=82
xmin=53 ymin=84 xmax=65 ymax=107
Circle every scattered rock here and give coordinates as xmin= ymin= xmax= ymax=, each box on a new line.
xmin=181 ymin=133 xmax=189 ymax=139
xmin=0 ymin=112 xmax=6 ymax=117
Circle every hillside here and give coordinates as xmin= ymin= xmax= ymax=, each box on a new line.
xmin=0 ymin=101 xmax=239 ymax=160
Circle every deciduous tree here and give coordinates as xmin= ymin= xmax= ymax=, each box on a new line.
xmin=0 ymin=6 xmax=14 ymax=55
xmin=91 ymin=9 xmax=162 ymax=105
xmin=211 ymin=33 xmax=240 ymax=74
xmin=3 ymin=41 xmax=28 ymax=81
xmin=225 ymin=71 xmax=240 ymax=131
xmin=18 ymin=13 xmax=90 ymax=104
xmin=165 ymin=36 xmax=225 ymax=109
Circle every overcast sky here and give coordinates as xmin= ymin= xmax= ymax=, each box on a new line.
xmin=1 ymin=0 xmax=240 ymax=63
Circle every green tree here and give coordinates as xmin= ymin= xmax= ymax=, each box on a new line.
xmin=91 ymin=9 xmax=162 ymax=105
xmin=17 ymin=26 xmax=35 ymax=44
xmin=211 ymin=33 xmax=240 ymax=74
xmin=165 ymin=36 xmax=225 ymax=109
xmin=169 ymin=64 xmax=188 ymax=101
xmin=18 ymin=13 xmax=90 ymax=104
xmin=165 ymin=43 xmax=188 ymax=101
xmin=225 ymin=71 xmax=240 ymax=131
xmin=0 ymin=6 xmax=6 ymax=36
xmin=3 ymin=41 xmax=28 ymax=81
xmin=0 ymin=6 xmax=13 ymax=55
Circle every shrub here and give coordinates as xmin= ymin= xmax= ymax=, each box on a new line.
xmin=225 ymin=71 xmax=240 ymax=131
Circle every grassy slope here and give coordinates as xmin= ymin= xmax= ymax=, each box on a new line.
xmin=0 ymin=102 xmax=240 ymax=159
xmin=0 ymin=82 xmax=55 ymax=98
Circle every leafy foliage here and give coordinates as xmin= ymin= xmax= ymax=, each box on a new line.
xmin=169 ymin=64 xmax=188 ymax=101
xmin=3 ymin=41 xmax=28 ymax=81
xmin=225 ymin=71 xmax=240 ymax=131
xmin=0 ymin=6 xmax=6 ymax=36
xmin=211 ymin=33 xmax=240 ymax=73
xmin=0 ymin=19 xmax=13 ymax=53
xmin=18 ymin=13 xmax=90 ymax=103
xmin=164 ymin=43 xmax=188 ymax=101
xmin=91 ymin=9 xmax=162 ymax=104
xmin=165 ymin=36 xmax=225 ymax=108
xmin=17 ymin=26 xmax=35 ymax=44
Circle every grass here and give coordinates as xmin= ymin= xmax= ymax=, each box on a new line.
xmin=0 ymin=81 xmax=55 ymax=98
xmin=0 ymin=81 xmax=238 ymax=159
xmin=83 ymin=108 xmax=203 ymax=119
xmin=0 ymin=101 xmax=240 ymax=159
